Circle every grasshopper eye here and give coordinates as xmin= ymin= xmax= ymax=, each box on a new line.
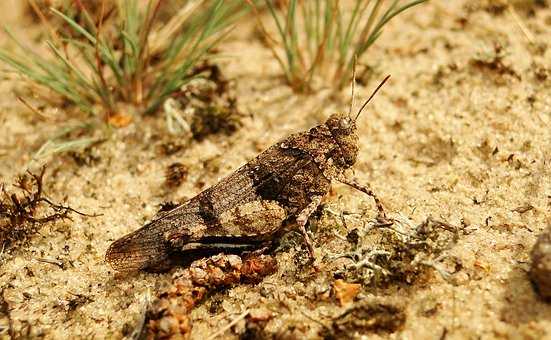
xmin=340 ymin=118 xmax=351 ymax=130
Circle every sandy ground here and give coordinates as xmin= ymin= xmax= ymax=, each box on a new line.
xmin=1 ymin=0 xmax=550 ymax=339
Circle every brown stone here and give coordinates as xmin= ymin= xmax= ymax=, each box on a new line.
xmin=530 ymin=226 xmax=551 ymax=301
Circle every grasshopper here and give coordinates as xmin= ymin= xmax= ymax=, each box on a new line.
xmin=106 ymin=76 xmax=390 ymax=272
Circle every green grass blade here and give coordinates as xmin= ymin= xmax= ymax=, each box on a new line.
xmin=50 ymin=8 xmax=97 ymax=44
xmin=45 ymin=41 xmax=94 ymax=93
xmin=50 ymin=7 xmax=124 ymax=84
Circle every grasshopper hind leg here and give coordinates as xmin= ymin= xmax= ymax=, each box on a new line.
xmin=170 ymin=238 xmax=273 ymax=268
xmin=295 ymin=195 xmax=323 ymax=258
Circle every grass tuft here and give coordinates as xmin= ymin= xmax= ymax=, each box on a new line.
xmin=0 ymin=0 xmax=245 ymax=163
xmin=248 ymin=0 xmax=427 ymax=93
xmin=0 ymin=0 xmax=243 ymax=120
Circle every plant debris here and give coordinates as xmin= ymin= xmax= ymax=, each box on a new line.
xmin=470 ymin=43 xmax=520 ymax=81
xmin=330 ymin=215 xmax=460 ymax=286
xmin=239 ymin=309 xmax=274 ymax=340
xmin=158 ymin=142 xmax=185 ymax=156
xmin=512 ymin=204 xmax=534 ymax=214
xmin=530 ymin=225 xmax=551 ymax=301
xmin=63 ymin=292 xmax=94 ymax=313
xmin=0 ymin=288 xmax=14 ymax=338
xmin=158 ymin=201 xmax=179 ymax=214
xmin=0 ymin=167 xmax=94 ymax=251
xmin=146 ymin=254 xmax=277 ymax=339
xmin=67 ymin=140 xmax=104 ymax=167
xmin=165 ymin=162 xmax=188 ymax=188
xmin=166 ymin=62 xmax=243 ymax=140
xmin=322 ymin=297 xmax=406 ymax=338
xmin=332 ymin=279 xmax=361 ymax=306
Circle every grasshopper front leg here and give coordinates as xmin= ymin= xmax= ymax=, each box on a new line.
xmin=337 ymin=175 xmax=388 ymax=221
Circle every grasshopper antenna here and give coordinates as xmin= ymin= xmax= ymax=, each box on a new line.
xmin=355 ymin=75 xmax=391 ymax=122
xmin=348 ymin=55 xmax=358 ymax=120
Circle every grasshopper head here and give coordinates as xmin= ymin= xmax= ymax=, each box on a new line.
xmin=326 ymin=75 xmax=390 ymax=168
xmin=325 ymin=114 xmax=359 ymax=168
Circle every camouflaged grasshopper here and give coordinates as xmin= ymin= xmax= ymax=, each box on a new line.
xmin=106 ymin=76 xmax=390 ymax=272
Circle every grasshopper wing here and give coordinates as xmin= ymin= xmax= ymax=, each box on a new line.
xmin=106 ymin=136 xmax=327 ymax=272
